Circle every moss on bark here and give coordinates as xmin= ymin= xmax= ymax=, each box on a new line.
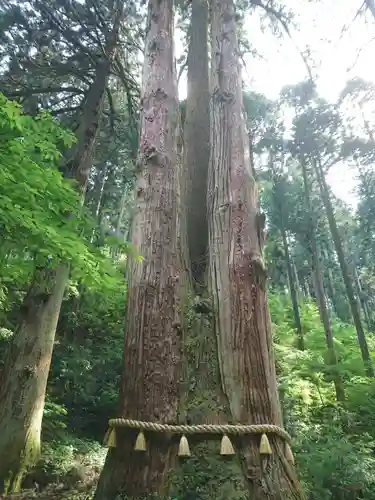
xmin=169 ymin=293 xmax=246 ymax=500
xmin=0 ymin=425 xmax=40 ymax=494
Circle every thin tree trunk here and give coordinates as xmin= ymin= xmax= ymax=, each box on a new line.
xmin=313 ymin=156 xmax=374 ymax=377
xmin=272 ymin=173 xmax=304 ymax=350
xmin=93 ymin=0 xmax=183 ymax=497
xmin=0 ymin=16 xmax=121 ymax=491
xmin=207 ymin=0 xmax=303 ymax=497
xmin=308 ymin=275 xmax=316 ymax=299
xmin=291 ymin=256 xmax=301 ymax=297
xmin=353 ymin=265 xmax=373 ymax=331
xmin=90 ymin=163 xmax=109 ymax=243
xmin=323 ymin=241 xmax=352 ymax=323
xmin=300 ymin=156 xmax=345 ymax=402
xmin=301 ymin=279 xmax=310 ymax=299
xmin=281 ymin=227 xmax=304 ymax=350
xmin=110 ymin=187 xmax=129 ymax=259
xmin=322 ymin=246 xmax=340 ymax=318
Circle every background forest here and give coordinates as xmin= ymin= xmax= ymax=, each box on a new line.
xmin=1 ymin=0 xmax=375 ymax=499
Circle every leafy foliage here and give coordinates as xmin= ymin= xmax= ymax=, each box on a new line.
xmin=0 ymin=93 xmax=128 ymax=329
xmin=271 ymin=292 xmax=375 ymax=500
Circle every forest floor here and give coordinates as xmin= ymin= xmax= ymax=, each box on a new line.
xmin=1 ymin=447 xmax=103 ymax=500
xmin=2 ymin=484 xmax=96 ymax=500
xmin=2 ymin=478 xmax=97 ymax=500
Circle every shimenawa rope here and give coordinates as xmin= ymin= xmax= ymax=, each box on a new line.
xmin=103 ymin=418 xmax=295 ymax=463
xmin=108 ymin=418 xmax=291 ymax=443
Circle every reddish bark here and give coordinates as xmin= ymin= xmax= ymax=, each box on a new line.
xmin=93 ymin=0 xmax=182 ymax=498
xmin=207 ymin=0 xmax=303 ymax=497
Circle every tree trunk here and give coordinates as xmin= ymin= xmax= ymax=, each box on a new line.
xmin=312 ymin=156 xmax=374 ymax=377
xmin=91 ymin=162 xmax=109 ymax=243
xmin=207 ymin=0 xmax=303 ymax=497
xmin=110 ymin=187 xmax=130 ymax=259
xmin=177 ymin=288 xmax=246 ymax=499
xmin=93 ymin=0 xmax=183 ymax=498
xmin=300 ymin=278 xmax=310 ymax=299
xmin=353 ymin=265 xmax=373 ymax=331
xmin=177 ymin=0 xmax=245 ymax=496
xmin=322 ymin=240 xmax=352 ymax=323
xmin=0 ymin=21 xmax=120 ymax=491
xmin=291 ymin=256 xmax=301 ymax=298
xmin=184 ymin=0 xmax=210 ymax=286
xmin=0 ymin=265 xmax=69 ymax=494
xmin=322 ymin=246 xmax=340 ymax=319
xmin=272 ymin=174 xmax=304 ymax=350
xmin=281 ymin=227 xmax=304 ymax=350
xmin=300 ymin=157 xmax=346 ymax=402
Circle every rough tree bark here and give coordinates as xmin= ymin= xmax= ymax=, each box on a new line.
xmin=93 ymin=0 xmax=183 ymax=498
xmin=300 ymin=156 xmax=345 ymax=402
xmin=0 ymin=16 xmax=121 ymax=492
xmin=312 ymin=156 xmax=374 ymax=377
xmin=207 ymin=0 xmax=304 ymax=497
xmin=177 ymin=0 xmax=245 ymax=496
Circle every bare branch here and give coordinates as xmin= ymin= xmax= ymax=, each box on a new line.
xmin=250 ymin=0 xmax=314 ymax=83
xmin=3 ymin=86 xmax=85 ymax=99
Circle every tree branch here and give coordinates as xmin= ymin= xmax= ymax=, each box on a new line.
xmin=3 ymin=86 xmax=85 ymax=99
xmin=249 ymin=0 xmax=314 ymax=83
xmin=50 ymin=106 xmax=82 ymax=117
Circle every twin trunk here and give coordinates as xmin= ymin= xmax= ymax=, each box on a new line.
xmin=94 ymin=0 xmax=303 ymax=497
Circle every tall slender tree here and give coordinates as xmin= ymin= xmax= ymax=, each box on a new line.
xmin=312 ymin=155 xmax=374 ymax=377
xmin=273 ymin=174 xmax=304 ymax=350
xmin=299 ymin=155 xmax=346 ymax=402
xmin=285 ymin=82 xmax=375 ymax=378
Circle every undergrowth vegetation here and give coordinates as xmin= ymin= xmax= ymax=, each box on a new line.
xmin=2 ymin=291 xmax=370 ymax=499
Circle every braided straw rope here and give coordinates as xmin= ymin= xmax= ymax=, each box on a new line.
xmin=109 ymin=419 xmax=291 ymax=443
